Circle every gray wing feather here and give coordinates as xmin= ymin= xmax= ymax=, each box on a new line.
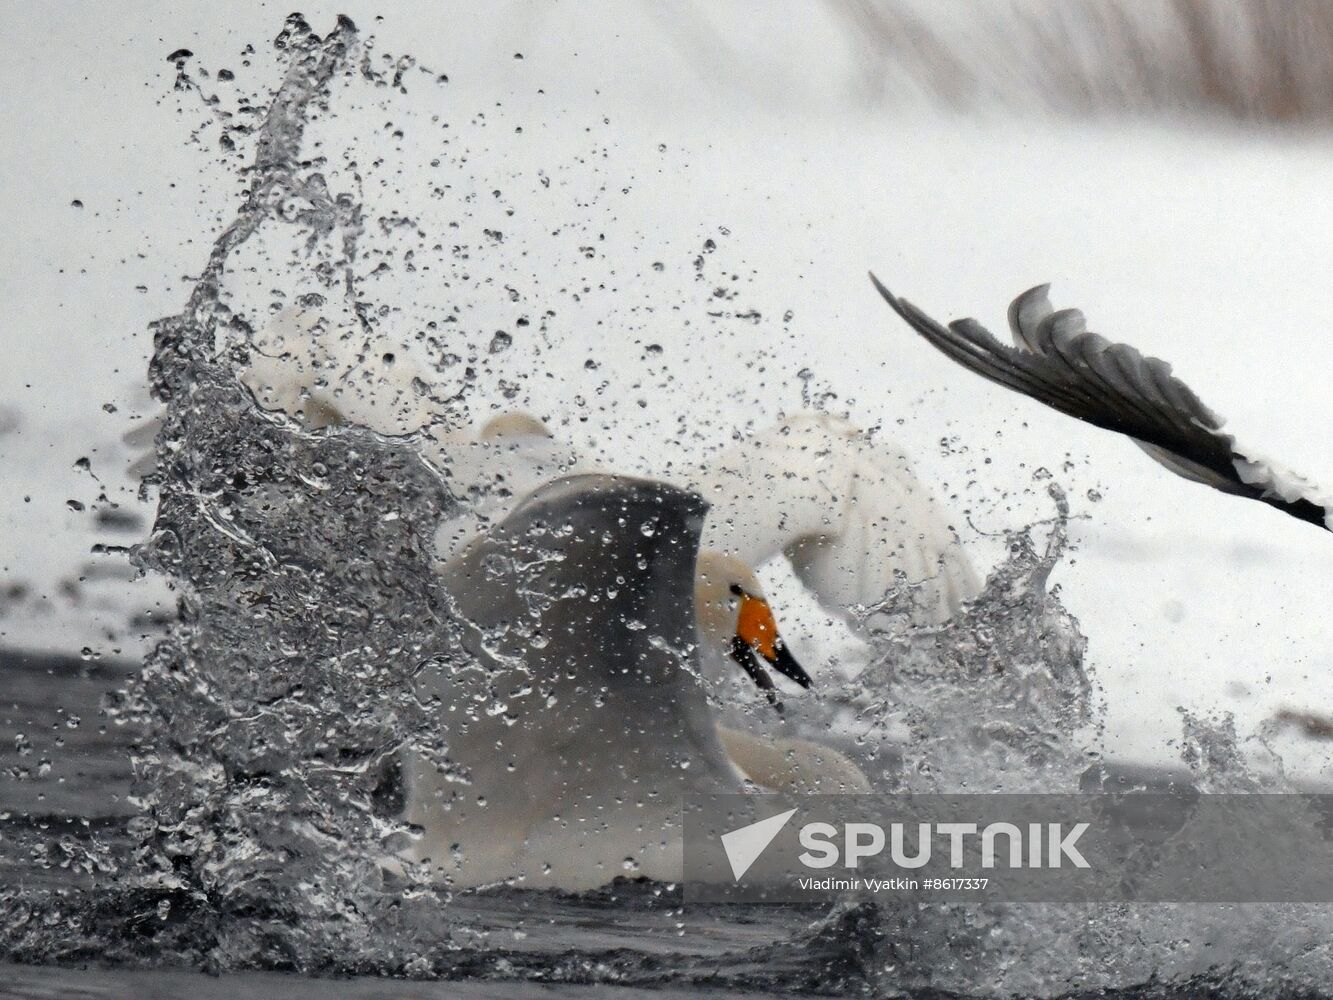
xmin=872 ymin=273 xmax=1331 ymax=531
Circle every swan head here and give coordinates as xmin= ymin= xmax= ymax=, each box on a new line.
xmin=694 ymin=550 xmax=812 ymax=702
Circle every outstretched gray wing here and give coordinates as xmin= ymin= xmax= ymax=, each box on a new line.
xmin=403 ymin=474 xmax=743 ymax=886
xmin=871 ymin=274 xmax=1331 ymax=531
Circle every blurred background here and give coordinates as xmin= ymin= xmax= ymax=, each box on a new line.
xmin=3 ymin=0 xmax=1332 ymax=795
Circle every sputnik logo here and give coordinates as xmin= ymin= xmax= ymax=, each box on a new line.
xmin=720 ymin=807 xmax=798 ymax=881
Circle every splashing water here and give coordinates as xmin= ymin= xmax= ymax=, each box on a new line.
xmin=3 ymin=15 xmax=1332 ymax=997
xmin=838 ymin=489 xmax=1096 ymax=797
xmin=7 ymin=16 xmax=462 ymax=973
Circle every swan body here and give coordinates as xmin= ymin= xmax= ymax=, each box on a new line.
xmin=423 ymin=409 xmax=980 ymax=631
xmin=402 ymin=475 xmax=864 ymax=888
xmin=687 ymin=414 xmax=980 ymax=628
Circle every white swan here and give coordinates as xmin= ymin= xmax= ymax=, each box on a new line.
xmin=401 ymin=475 xmax=867 ymax=889
xmin=127 ymin=307 xmax=974 ymax=888
xmin=874 ymin=275 xmax=1333 ymax=532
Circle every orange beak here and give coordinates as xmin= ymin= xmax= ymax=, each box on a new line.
xmin=736 ymin=592 xmax=781 ymax=661
xmin=728 ymin=587 xmax=813 ymax=702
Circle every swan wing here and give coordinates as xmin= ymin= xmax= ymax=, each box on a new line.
xmin=873 ymin=275 xmax=1333 ymax=532
xmin=245 ymin=304 xmax=591 ymax=560
xmin=410 ymin=474 xmax=739 ymax=887
xmin=123 ymin=306 xmax=438 ymax=477
xmin=135 ymin=300 xmax=590 ymax=561
xmin=693 ymin=413 xmax=979 ymax=628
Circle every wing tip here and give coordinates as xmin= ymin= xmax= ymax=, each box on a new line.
xmin=869 ymin=271 xmax=930 ymax=331
xmin=867 ymin=270 xmax=895 ymax=306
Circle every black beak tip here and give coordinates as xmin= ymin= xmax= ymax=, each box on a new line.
xmin=771 ymin=642 xmax=813 ymax=690
xmin=729 ymin=638 xmax=813 ymax=706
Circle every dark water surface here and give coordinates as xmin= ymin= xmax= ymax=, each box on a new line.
xmin=1 ymin=649 xmax=138 ymax=825
xmin=0 ymin=962 xmax=768 ymax=999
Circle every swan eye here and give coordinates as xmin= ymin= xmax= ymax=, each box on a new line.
xmin=727 ymin=583 xmax=744 ymax=597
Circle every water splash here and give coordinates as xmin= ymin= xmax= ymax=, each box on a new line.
xmin=4 ymin=15 xmax=457 ymax=973
xmin=2 ymin=14 xmax=1331 ymax=998
xmin=850 ymin=488 xmax=1096 ymax=795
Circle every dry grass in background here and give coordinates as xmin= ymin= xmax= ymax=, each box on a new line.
xmin=831 ymin=0 xmax=1333 ymax=124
